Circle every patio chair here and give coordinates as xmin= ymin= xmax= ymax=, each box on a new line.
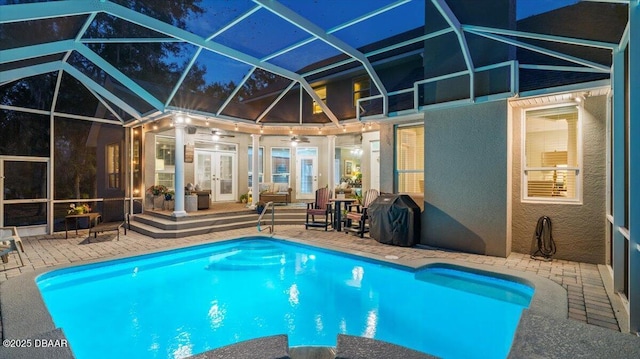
xmin=88 ymin=198 xmax=127 ymax=242
xmin=305 ymin=187 xmax=333 ymax=231
xmin=345 ymin=189 xmax=379 ymax=238
xmin=0 ymin=226 xmax=25 ymax=267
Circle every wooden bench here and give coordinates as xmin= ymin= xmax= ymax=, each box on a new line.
xmin=88 ymin=199 xmax=127 ymax=242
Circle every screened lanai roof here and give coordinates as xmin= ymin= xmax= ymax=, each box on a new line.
xmin=0 ymin=0 xmax=630 ymax=131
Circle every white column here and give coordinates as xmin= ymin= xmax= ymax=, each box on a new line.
xmin=250 ymin=134 xmax=261 ymax=208
xmin=172 ymin=121 xmax=187 ymax=217
xmin=327 ymin=135 xmax=336 ymax=195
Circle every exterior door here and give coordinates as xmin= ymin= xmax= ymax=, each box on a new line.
xmin=296 ymin=147 xmax=318 ymax=200
xmin=370 ymin=141 xmax=380 ymax=191
xmin=195 ymin=151 xmax=236 ymax=202
xmin=0 ymin=157 xmax=49 ymax=234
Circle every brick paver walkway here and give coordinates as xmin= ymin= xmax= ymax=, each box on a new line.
xmin=0 ymin=226 xmax=621 ymax=332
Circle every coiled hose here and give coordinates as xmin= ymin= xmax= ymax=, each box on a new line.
xmin=531 ymin=216 xmax=556 ymax=261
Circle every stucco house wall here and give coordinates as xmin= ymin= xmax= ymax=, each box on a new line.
xmin=422 ymin=100 xmax=510 ymax=257
xmin=510 ymin=95 xmax=607 ymax=264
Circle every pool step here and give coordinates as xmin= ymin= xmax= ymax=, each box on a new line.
xmin=186 ymin=334 xmax=437 ymax=359
xmin=129 ymin=206 xmax=307 ymax=238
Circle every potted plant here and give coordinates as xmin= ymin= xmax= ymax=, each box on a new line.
xmin=147 ymin=185 xmax=168 ymax=210
xmin=239 ymin=192 xmax=248 ymax=204
xmin=164 ymin=190 xmax=175 ymax=211
xmin=68 ymin=203 xmax=91 ymax=215
xmin=255 ymin=201 xmax=266 ymax=214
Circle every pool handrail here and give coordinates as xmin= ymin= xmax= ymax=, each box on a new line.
xmin=257 ymin=201 xmax=274 ymax=234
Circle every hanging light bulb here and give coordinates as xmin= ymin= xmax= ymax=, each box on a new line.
xmin=234 ymin=123 xmax=239 ymax=131
xmin=343 ymin=125 xmax=347 ymax=132
xmin=260 ymin=125 xmax=264 ymax=134
xmin=212 ymin=134 xmax=220 ymax=141
xmin=289 ymin=127 xmax=293 ymax=134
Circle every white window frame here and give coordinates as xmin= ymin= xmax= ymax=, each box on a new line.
xmin=312 ymin=86 xmax=326 ymax=114
xmin=395 ymin=123 xmax=424 ymax=193
xmin=248 ymin=145 xmax=264 ymax=187
xmin=521 ymin=103 xmax=583 ymax=204
xmin=270 ymin=147 xmax=291 ymax=185
xmin=155 ymin=135 xmax=175 ymax=190
xmin=106 ymin=142 xmax=121 ymax=189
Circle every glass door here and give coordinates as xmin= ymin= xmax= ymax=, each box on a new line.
xmin=370 ymin=141 xmax=380 ymax=191
xmin=195 ymin=151 xmax=236 ymax=202
xmin=216 ymin=152 xmax=235 ymax=201
xmin=1 ymin=157 xmax=49 ymax=232
xmin=296 ymin=147 xmax=318 ymax=200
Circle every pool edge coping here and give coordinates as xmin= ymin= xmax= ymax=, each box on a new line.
xmin=1 ymin=233 xmax=567 ymax=352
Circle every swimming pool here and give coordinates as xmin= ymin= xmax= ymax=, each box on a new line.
xmin=36 ymin=237 xmax=534 ymax=359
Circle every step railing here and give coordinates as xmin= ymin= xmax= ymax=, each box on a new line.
xmin=257 ymin=201 xmax=275 ymax=234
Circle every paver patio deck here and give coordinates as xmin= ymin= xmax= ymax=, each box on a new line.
xmin=0 ymin=225 xmax=624 ymax=334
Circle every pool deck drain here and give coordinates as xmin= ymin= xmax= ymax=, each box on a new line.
xmin=0 ymin=225 xmax=637 ymax=359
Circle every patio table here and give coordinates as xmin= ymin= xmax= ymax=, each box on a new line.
xmin=65 ymin=213 xmax=101 ymax=239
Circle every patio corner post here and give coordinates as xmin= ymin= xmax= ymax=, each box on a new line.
xmin=628 ymin=0 xmax=640 ymax=334
xmin=250 ymin=134 xmax=261 ymax=208
xmin=172 ymin=118 xmax=188 ymax=218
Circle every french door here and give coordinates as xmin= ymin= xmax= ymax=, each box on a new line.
xmin=296 ymin=147 xmax=318 ymax=200
xmin=195 ymin=151 xmax=236 ymax=202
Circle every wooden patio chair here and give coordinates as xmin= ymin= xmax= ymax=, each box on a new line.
xmin=345 ymin=189 xmax=379 ymax=238
xmin=0 ymin=226 xmax=25 ymax=267
xmin=305 ymin=187 xmax=333 ymax=231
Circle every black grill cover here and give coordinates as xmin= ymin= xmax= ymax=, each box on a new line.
xmin=369 ymin=194 xmax=421 ymax=247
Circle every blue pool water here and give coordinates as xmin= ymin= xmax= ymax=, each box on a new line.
xmin=36 ymin=238 xmax=534 ymax=359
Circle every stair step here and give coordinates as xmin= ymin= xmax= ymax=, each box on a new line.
xmin=128 ymin=209 xmax=308 ymax=239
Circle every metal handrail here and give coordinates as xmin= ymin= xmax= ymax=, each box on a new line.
xmin=257 ymin=201 xmax=274 ymax=234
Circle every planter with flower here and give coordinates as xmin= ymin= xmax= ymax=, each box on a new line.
xmin=255 ymin=201 xmax=266 ymax=214
xmin=68 ymin=203 xmax=91 ymax=215
xmin=164 ymin=190 xmax=175 ymax=211
xmin=147 ymin=185 xmax=168 ymax=210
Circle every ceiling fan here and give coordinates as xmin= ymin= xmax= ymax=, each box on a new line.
xmin=282 ymin=136 xmax=310 ymax=146
xmin=211 ymin=129 xmax=235 ymax=140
